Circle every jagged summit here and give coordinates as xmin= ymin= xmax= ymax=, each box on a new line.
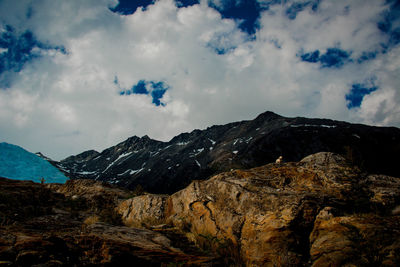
xmin=253 ymin=110 xmax=283 ymax=121
xmin=62 ymin=150 xmax=100 ymax=163
xmin=52 ymin=111 xmax=400 ymax=194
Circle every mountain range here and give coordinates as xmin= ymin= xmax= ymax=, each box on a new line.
xmin=50 ymin=111 xmax=400 ymax=194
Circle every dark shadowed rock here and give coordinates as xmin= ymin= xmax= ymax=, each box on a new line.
xmin=0 ymin=178 xmax=215 ymax=266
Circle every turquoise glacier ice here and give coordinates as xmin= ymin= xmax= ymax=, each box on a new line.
xmin=0 ymin=142 xmax=68 ymax=184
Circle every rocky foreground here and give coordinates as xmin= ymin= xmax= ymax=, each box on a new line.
xmin=1 ymin=152 xmax=400 ymax=266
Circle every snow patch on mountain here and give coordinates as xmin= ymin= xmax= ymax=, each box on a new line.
xmin=290 ymin=124 xmax=337 ymax=128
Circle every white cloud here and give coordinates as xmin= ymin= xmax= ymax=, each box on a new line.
xmin=355 ymin=46 xmax=400 ymax=126
xmin=0 ymin=0 xmax=398 ymax=160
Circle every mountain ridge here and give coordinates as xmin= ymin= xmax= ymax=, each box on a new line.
xmin=52 ymin=111 xmax=400 ymax=194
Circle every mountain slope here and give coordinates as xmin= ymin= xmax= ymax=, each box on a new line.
xmin=0 ymin=142 xmax=68 ymax=183
xmin=55 ymin=111 xmax=400 ymax=194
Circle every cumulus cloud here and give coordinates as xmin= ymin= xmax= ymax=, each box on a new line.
xmin=0 ymin=0 xmax=399 ymax=160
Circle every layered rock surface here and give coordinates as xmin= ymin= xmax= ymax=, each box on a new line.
xmin=119 ymin=152 xmax=400 ymax=266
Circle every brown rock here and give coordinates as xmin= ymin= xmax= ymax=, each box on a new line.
xmin=310 ymin=209 xmax=400 ymax=266
xmin=48 ymin=179 xmax=132 ymax=202
xmin=158 ymin=152 xmax=400 ymax=266
xmin=117 ymin=194 xmax=168 ymax=227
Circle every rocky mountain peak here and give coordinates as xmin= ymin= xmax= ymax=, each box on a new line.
xmin=253 ymin=110 xmax=283 ymax=122
xmin=62 ymin=150 xmax=99 ymax=163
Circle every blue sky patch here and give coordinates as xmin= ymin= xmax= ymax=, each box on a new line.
xmin=345 ymin=83 xmax=378 ymax=109
xmin=299 ymin=47 xmax=352 ymax=68
xmin=377 ymin=0 xmax=400 ymax=49
xmin=0 ymin=27 xmax=38 ymax=75
xmin=207 ymin=0 xmax=264 ymax=35
xmin=0 ymin=25 xmax=66 ymax=89
xmin=300 ymin=50 xmax=320 ymax=63
xmin=132 ymin=80 xmax=149 ymax=94
xmin=110 ymin=0 xmax=155 ymax=15
xmin=319 ymin=48 xmax=351 ymax=68
xmin=175 ymin=0 xmax=199 ymax=8
xmin=357 ymin=51 xmax=378 ymax=63
xmin=150 ymin=84 xmax=167 ymax=106
xmin=111 ymin=0 xmax=199 ymax=14
xmin=119 ymin=79 xmax=169 ymax=106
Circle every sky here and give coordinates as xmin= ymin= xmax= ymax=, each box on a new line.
xmin=0 ymin=0 xmax=399 ymax=160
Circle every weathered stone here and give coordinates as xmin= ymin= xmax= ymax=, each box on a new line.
xmin=117 ymin=194 xmax=168 ymax=227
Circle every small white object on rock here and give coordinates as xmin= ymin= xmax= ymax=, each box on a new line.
xmin=275 ymin=156 xmax=283 ymax=164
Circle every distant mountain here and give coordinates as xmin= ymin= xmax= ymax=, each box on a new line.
xmin=0 ymin=142 xmax=68 ymax=184
xmin=54 ymin=111 xmax=400 ymax=194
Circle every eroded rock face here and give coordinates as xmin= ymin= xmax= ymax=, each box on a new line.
xmin=118 ymin=194 xmax=168 ymax=227
xmin=122 ymin=152 xmax=400 ymax=266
